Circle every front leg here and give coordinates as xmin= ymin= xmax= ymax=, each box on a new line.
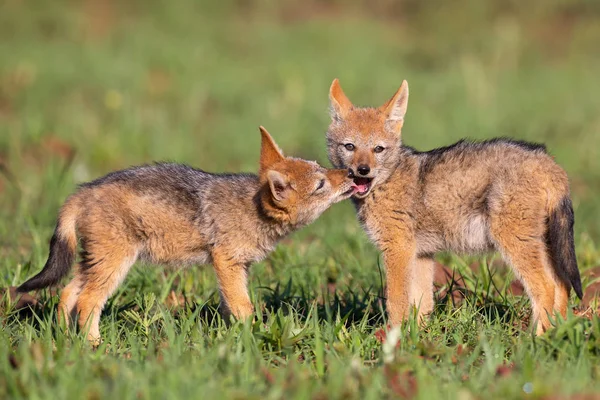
xmin=212 ymin=249 xmax=254 ymax=321
xmin=382 ymin=241 xmax=417 ymax=327
xmin=410 ymin=257 xmax=435 ymax=322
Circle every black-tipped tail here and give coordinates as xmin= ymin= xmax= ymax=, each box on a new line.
xmin=18 ymin=229 xmax=75 ymax=292
xmin=548 ymin=197 xmax=583 ymax=299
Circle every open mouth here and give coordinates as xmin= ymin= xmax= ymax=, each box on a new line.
xmin=352 ymin=177 xmax=373 ymax=196
xmin=343 ymin=185 xmax=356 ymax=196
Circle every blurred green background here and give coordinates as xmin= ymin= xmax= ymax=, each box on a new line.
xmin=1 ymin=0 xmax=599 ymax=241
xmin=1 ymin=1 xmax=600 ymax=397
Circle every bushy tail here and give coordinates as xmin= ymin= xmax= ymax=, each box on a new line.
xmin=18 ymin=198 xmax=79 ymax=292
xmin=548 ymin=196 xmax=583 ymax=300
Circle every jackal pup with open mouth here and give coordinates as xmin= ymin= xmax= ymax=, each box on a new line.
xmin=19 ymin=127 xmax=357 ymax=343
xmin=326 ymin=79 xmax=582 ymax=335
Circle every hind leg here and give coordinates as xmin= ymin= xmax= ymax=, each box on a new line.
xmin=553 ymin=279 xmax=569 ymax=319
xmin=545 ymin=249 xmax=570 ymax=319
xmin=496 ymin=238 xmax=555 ymax=335
xmin=76 ymin=246 xmax=138 ymax=344
xmin=410 ymin=257 xmax=435 ymax=323
xmin=58 ymin=265 xmax=84 ymax=328
xmin=491 ymin=205 xmax=556 ymax=335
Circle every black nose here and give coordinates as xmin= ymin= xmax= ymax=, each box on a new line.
xmin=347 ymin=168 xmax=355 ymax=178
xmin=357 ymin=165 xmax=370 ymax=176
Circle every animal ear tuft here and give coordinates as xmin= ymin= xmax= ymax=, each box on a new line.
xmin=266 ymin=170 xmax=290 ymax=202
xmin=329 ymin=79 xmax=353 ymax=122
xmin=259 ymin=126 xmax=285 ymax=174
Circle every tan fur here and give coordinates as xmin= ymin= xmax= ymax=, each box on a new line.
xmin=410 ymin=257 xmax=435 ymax=319
xmin=58 ymin=266 xmax=83 ymax=325
xmin=23 ymin=127 xmax=355 ymax=343
xmin=326 ymin=79 xmax=580 ymax=334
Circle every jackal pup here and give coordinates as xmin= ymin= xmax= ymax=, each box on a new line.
xmin=19 ymin=127 xmax=357 ymax=343
xmin=326 ymin=79 xmax=582 ymax=335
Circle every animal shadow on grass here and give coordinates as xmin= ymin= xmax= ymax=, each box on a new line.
xmin=259 ymin=278 xmax=386 ymax=328
xmin=0 ymin=278 xmax=514 ymax=338
xmin=3 ymin=260 xmax=528 ymax=341
xmin=432 ymin=261 xmax=524 ymax=330
xmin=102 ymin=279 xmax=385 ymax=340
xmin=2 ymin=279 xmax=382 ymax=338
xmin=259 ymin=269 xmax=518 ymax=332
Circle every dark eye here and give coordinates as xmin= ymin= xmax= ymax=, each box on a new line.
xmin=374 ymin=146 xmax=385 ymax=153
xmin=344 ymin=143 xmax=355 ymax=151
xmin=315 ymin=179 xmax=325 ymax=192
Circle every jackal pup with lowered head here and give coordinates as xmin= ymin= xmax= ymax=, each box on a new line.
xmin=326 ymin=79 xmax=582 ymax=335
xmin=19 ymin=127 xmax=357 ymax=343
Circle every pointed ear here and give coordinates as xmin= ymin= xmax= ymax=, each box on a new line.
xmin=259 ymin=126 xmax=285 ymax=174
xmin=381 ymin=80 xmax=409 ymax=133
xmin=329 ymin=78 xmax=353 ymax=122
xmin=266 ymin=170 xmax=290 ymax=202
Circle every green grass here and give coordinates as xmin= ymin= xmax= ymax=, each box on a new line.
xmin=2 ymin=0 xmax=600 ymax=398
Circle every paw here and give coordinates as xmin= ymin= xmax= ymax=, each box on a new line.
xmin=222 ymin=301 xmax=255 ymax=321
xmin=87 ymin=333 xmax=102 ymax=347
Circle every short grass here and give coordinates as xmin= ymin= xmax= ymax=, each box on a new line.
xmin=1 ymin=0 xmax=600 ymax=398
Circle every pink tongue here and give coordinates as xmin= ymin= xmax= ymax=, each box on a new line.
xmin=354 ymin=183 xmax=369 ymax=193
